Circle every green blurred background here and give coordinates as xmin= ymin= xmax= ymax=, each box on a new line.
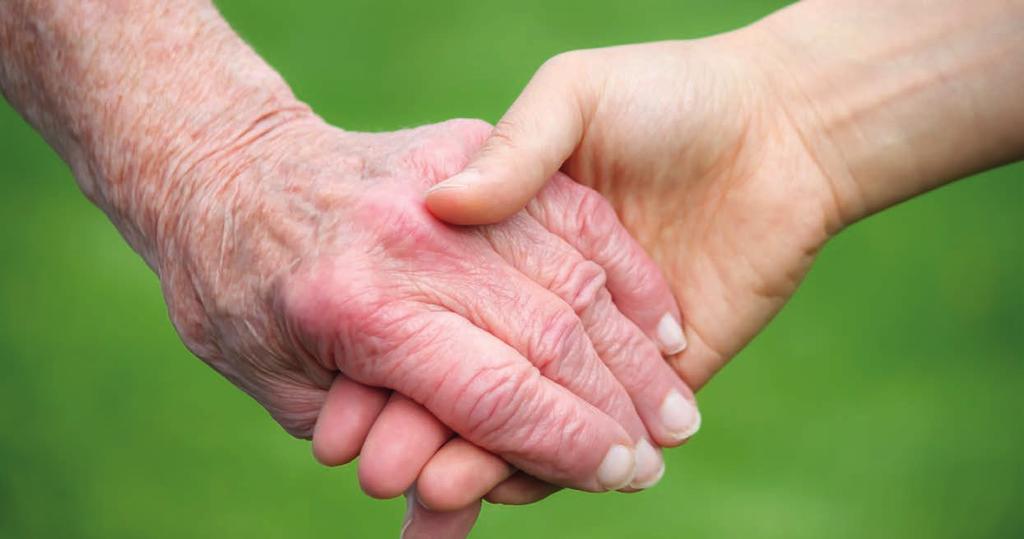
xmin=1 ymin=1 xmax=1021 ymax=537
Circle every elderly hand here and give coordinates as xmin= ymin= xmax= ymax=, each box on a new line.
xmin=168 ymin=115 xmax=700 ymax=492
xmin=0 ymin=0 xmax=700 ymax=516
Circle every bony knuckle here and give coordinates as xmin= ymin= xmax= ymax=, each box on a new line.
xmin=531 ymin=305 xmax=587 ymax=374
xmin=279 ymin=262 xmax=348 ymax=339
xmin=277 ymin=257 xmax=397 ymax=370
xmin=574 ymin=187 xmax=619 ymax=239
xmin=549 ymin=258 xmax=607 ymax=314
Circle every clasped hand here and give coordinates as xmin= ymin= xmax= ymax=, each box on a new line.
xmin=160 ymin=115 xmax=701 ymax=509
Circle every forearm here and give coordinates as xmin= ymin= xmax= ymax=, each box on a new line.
xmin=753 ymin=0 xmax=1024 ymax=225
xmin=0 ymin=0 xmax=308 ymax=269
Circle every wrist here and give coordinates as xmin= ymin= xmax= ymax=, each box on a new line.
xmin=83 ymin=11 xmax=314 ymax=272
xmin=741 ymin=0 xmax=1024 ymax=227
xmin=121 ymin=82 xmax=313 ymax=274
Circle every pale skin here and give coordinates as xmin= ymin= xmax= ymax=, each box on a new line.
xmin=0 ymin=0 xmax=705 ymax=532
xmin=405 ymin=0 xmax=1023 ymax=536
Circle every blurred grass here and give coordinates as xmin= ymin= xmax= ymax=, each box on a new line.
xmin=1 ymin=0 xmax=1021 ymax=537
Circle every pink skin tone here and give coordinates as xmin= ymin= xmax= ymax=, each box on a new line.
xmin=268 ymin=117 xmax=697 ymax=491
xmin=0 ymin=2 xmax=702 ymax=536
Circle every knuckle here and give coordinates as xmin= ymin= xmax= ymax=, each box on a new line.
xmin=530 ymin=304 xmax=588 ymax=375
xmin=547 ymin=258 xmax=607 ymax=314
xmin=574 ymin=186 xmax=620 ymax=241
xmin=540 ymin=50 xmax=587 ymax=78
xmin=442 ymin=117 xmax=494 ymax=145
xmin=485 ymin=120 xmax=522 ymax=155
xmin=279 ymin=260 xmax=366 ymax=340
xmin=277 ymin=256 xmax=416 ymax=380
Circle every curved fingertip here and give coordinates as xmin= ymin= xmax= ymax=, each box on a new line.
xmin=628 ymin=438 xmax=666 ymax=490
xmin=596 ymin=443 xmax=636 ymax=491
xmin=425 ymin=170 xmax=525 ymax=226
xmin=311 ymin=376 xmax=388 ymax=467
xmin=658 ymin=390 xmax=702 ymax=444
xmin=656 ymin=313 xmax=688 ymax=355
xmin=426 ymin=65 xmax=586 ymax=227
xmin=358 ymin=395 xmax=452 ymax=499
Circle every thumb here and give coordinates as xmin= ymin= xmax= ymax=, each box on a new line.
xmin=426 ymin=53 xmax=591 ymax=225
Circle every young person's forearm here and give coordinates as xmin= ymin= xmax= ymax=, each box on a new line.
xmin=753 ymin=0 xmax=1024 ymax=225
xmin=0 ymin=0 xmax=308 ymax=267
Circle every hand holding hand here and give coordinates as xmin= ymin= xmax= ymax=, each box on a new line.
xmin=425 ymin=0 xmax=1024 ymax=388
xmin=426 ymin=36 xmax=839 ymax=389
xmin=0 ymin=0 xmax=701 ymax=517
xmin=163 ymin=116 xmax=698 ymax=491
xmin=413 ymin=3 xmax=1023 ymax=526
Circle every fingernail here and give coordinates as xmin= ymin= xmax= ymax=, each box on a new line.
xmin=427 ymin=170 xmax=479 ymax=193
xmin=400 ymin=488 xmax=417 ymax=539
xmin=660 ymin=390 xmax=701 ymax=442
xmin=629 ymin=439 xmax=665 ymax=489
xmin=596 ymin=444 xmax=635 ymax=491
xmin=657 ymin=313 xmax=687 ymax=354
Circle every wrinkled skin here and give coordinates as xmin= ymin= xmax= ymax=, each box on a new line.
xmin=415 ymin=34 xmax=845 ymax=518
xmin=159 ymin=115 xmax=697 ymax=495
xmin=427 ymin=36 xmax=843 ymax=389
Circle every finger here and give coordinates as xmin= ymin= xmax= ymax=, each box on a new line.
xmin=425 ymin=52 xmax=594 ymax=225
xmin=358 ymin=393 xmax=452 ymax=499
xmin=402 ymin=488 xmax=480 ymax=539
xmin=339 ymin=308 xmax=637 ymax=491
xmin=311 ymin=374 xmax=389 ymax=466
xmin=483 ymin=215 xmax=698 ymax=482
xmin=485 ymin=472 xmax=561 ymax=505
xmin=430 ymin=252 xmax=652 ymax=463
xmin=528 ymin=173 xmax=689 ymax=355
xmin=285 ymin=276 xmax=638 ymax=490
xmin=416 ymin=438 xmax=514 ymax=512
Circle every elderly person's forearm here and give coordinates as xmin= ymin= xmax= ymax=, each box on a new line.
xmin=0 ymin=0 xmax=699 ymax=497
xmin=0 ymin=0 xmax=304 ymax=268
